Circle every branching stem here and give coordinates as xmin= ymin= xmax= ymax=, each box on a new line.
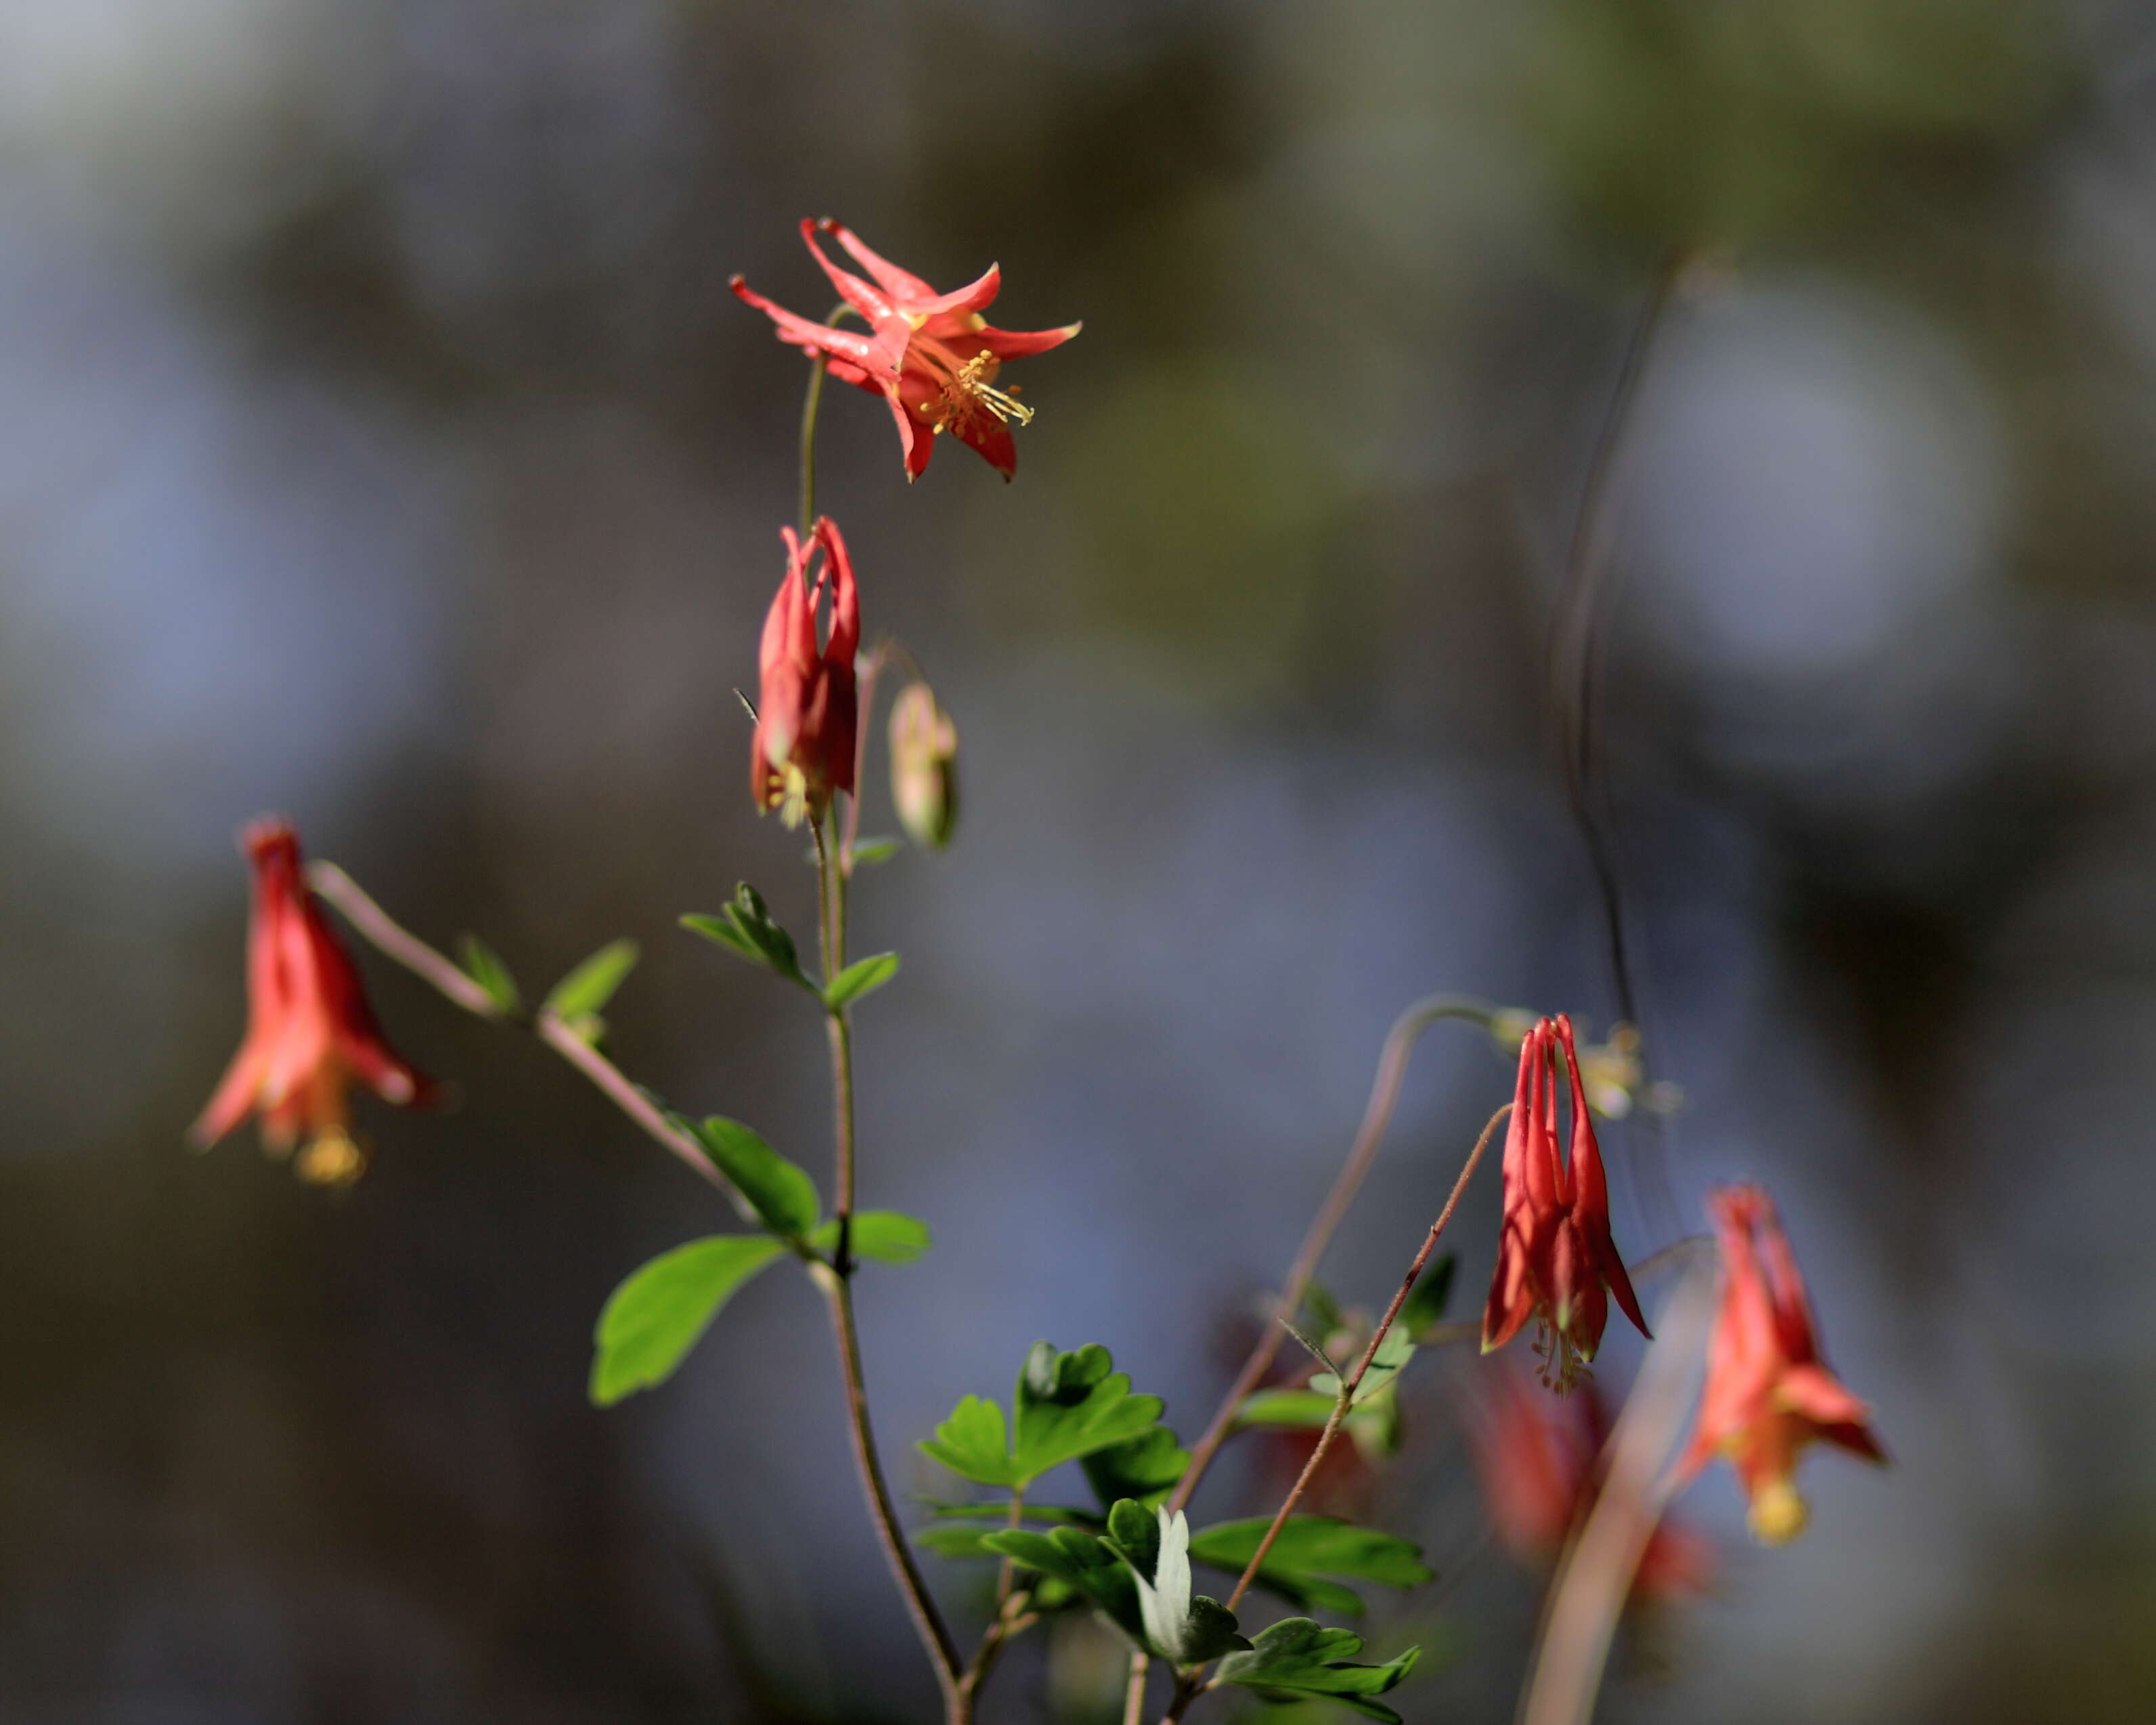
xmin=1168 ymin=995 xmax=1499 ymax=1515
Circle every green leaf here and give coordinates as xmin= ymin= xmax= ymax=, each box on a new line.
xmin=824 ymin=951 xmax=900 ymax=1009
xmin=1216 ymin=1619 xmax=1421 ymax=1723
xmin=1398 ymin=1253 xmax=1456 ymax=1340
xmin=545 ymin=938 xmax=639 ymax=1020
xmin=1011 ymin=1342 xmax=1168 ymax=1486
xmin=1083 ymin=1427 xmax=1190 ymax=1511
xmin=919 ymin=1395 xmax=1019 ymax=1487
xmin=808 ymin=1211 xmax=931 ymax=1265
xmin=679 ymin=912 xmax=761 ymax=961
xmin=1132 ymin=1508 xmax=1248 ymax=1665
xmin=1105 ymin=1498 xmax=1160 ymax=1582
xmin=680 ymin=883 xmax=806 ymax=985
xmin=982 ymin=1526 xmax=1148 ymax=1646
xmin=457 ymin=935 xmax=521 ymax=1014
xmin=1237 ymin=1389 xmax=1341 ymax=1429
xmin=1187 ymin=1517 xmax=1432 ymax=1616
xmin=1301 ymin=1281 xmax=1345 ymax=1338
xmin=693 ymin=1117 xmax=820 ymax=1239
xmin=915 ymin=1524 xmax=998 ymax=1560
xmin=590 ymin=1235 xmax=787 ymax=1406
xmin=1313 ymin=1330 xmax=1415 ymax=1407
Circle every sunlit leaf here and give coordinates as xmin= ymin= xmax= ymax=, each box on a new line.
xmin=590 ymin=1235 xmax=787 ymax=1406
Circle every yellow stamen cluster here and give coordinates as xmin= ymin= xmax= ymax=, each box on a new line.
xmin=1532 ymin=1320 xmax=1590 ymax=1395
xmin=1748 ymin=1476 xmax=1809 ymax=1544
xmin=927 ymin=350 xmax=1034 ymax=435
xmin=296 ymin=1127 xmax=368 ymax=1188
xmin=762 ymin=759 xmax=813 ymax=830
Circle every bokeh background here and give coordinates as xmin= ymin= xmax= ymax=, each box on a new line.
xmin=4 ymin=1 xmax=2153 ymax=1720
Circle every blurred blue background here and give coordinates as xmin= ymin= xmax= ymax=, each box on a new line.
xmin=3 ymin=0 xmax=2151 ymax=1720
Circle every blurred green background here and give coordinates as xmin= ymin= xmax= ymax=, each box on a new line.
xmin=3 ymin=0 xmax=2152 ymax=1720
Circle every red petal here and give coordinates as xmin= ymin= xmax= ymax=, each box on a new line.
xmin=821 ymin=219 xmax=944 ymax=305
xmin=730 ymin=276 xmax=885 ymax=371
xmin=950 ymin=412 xmax=1017 ymax=479
xmin=975 ymin=319 xmax=1082 ymax=360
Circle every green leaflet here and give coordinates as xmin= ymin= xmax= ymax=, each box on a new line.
xmin=545 ymin=938 xmax=639 ymax=1021
xmin=590 ymin=1235 xmax=787 ymax=1406
xmin=917 ymin=1343 xmax=1171 ymax=1491
xmin=1216 ymin=1618 xmax=1422 ymax=1724
xmin=1187 ymin=1516 xmax=1433 ymax=1617
xmin=691 ymin=1117 xmax=820 ymax=1239
xmin=823 ymin=951 xmax=900 ymax=1008
xmin=807 ymin=1211 xmax=931 ymax=1264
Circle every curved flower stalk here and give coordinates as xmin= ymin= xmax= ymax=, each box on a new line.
xmin=1676 ymin=1185 xmax=1887 ymax=1543
xmin=191 ymin=817 xmax=439 ymax=1186
xmin=732 ymin=218 xmax=1080 ymax=480
xmin=1482 ymin=1016 xmax=1650 ymax=1388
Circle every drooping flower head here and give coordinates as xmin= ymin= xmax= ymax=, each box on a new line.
xmin=1472 ymin=1361 xmax=1713 ymax=1608
xmin=730 ymin=219 xmax=1080 ymax=481
xmin=753 ymin=515 xmax=859 ymax=827
xmin=1482 ymin=1015 xmax=1650 ymax=1389
xmin=1676 ymin=1184 xmax=1887 ymax=1544
xmin=192 ymin=818 xmax=438 ymax=1186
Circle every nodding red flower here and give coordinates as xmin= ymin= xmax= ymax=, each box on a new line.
xmin=192 ymin=819 xmax=438 ymax=1186
xmin=1472 ymin=1363 xmax=1713 ymax=1608
xmin=1676 ymin=1185 xmax=1887 ymax=1544
xmin=730 ymin=219 xmax=1080 ymax=482
xmin=753 ymin=515 xmax=859 ymax=827
xmin=1482 ymin=1015 xmax=1650 ymax=1389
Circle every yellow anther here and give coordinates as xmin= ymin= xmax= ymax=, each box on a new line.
xmin=1747 ymin=1477 xmax=1810 ymax=1544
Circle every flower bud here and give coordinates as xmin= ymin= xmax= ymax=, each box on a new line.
xmin=889 ymin=681 xmax=959 ymax=850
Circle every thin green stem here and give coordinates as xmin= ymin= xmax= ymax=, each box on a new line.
xmin=811 ymin=1260 xmax=967 ymax=1712
xmin=797 ymin=301 xmax=856 ymax=537
xmin=806 ymin=811 xmax=963 ymax=1713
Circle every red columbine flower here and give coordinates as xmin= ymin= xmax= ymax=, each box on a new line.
xmin=730 ymin=219 xmax=1080 ymax=481
xmin=1472 ymin=1362 xmax=1713 ymax=1608
xmin=1482 ymin=1015 xmax=1650 ymax=1389
xmin=753 ymin=515 xmax=859 ymax=827
xmin=1676 ymin=1185 xmax=1887 ymax=1544
xmin=192 ymin=819 xmax=438 ymax=1186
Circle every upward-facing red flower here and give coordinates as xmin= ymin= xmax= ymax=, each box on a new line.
xmin=753 ymin=515 xmax=859 ymax=827
xmin=192 ymin=819 xmax=438 ymax=1186
xmin=1676 ymin=1185 xmax=1887 ymax=1544
xmin=730 ymin=219 xmax=1080 ymax=481
xmin=1482 ymin=1016 xmax=1650 ymax=1387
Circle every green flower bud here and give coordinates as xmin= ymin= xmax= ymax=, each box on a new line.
xmin=889 ymin=681 xmax=959 ymax=850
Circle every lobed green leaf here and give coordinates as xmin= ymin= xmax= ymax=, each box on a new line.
xmin=1011 ymin=1342 xmax=1168 ymax=1486
xmin=919 ymin=1395 xmax=1018 ymax=1487
xmin=1083 ymin=1427 xmax=1190 ymax=1511
xmin=1215 ymin=1618 xmax=1422 ymax=1723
